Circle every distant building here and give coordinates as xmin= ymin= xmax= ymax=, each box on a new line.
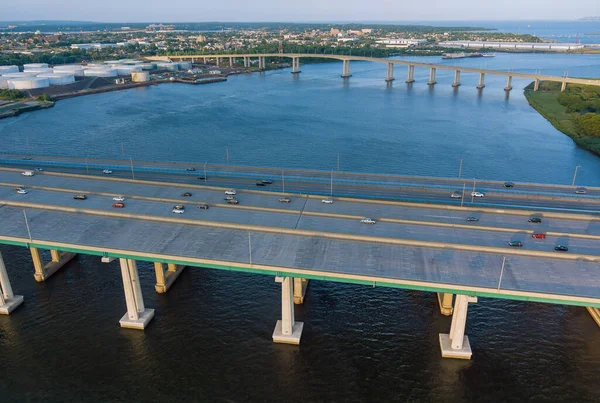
xmin=196 ymin=35 xmax=207 ymax=43
xmin=209 ymin=70 xmax=222 ymax=75
xmin=330 ymin=28 xmax=340 ymax=36
xmin=439 ymin=40 xmax=585 ymax=52
xmin=376 ymin=38 xmax=427 ymax=48
xmin=361 ymin=28 xmax=373 ymax=34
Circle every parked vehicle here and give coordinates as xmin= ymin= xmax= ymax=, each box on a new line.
xmin=508 ymin=241 xmax=523 ymax=247
xmin=466 ymin=216 xmax=479 ymax=222
xmin=322 ymin=198 xmax=334 ymax=204
xmin=22 ymin=171 xmax=34 ymax=176
xmin=226 ymin=198 xmax=239 ymax=204
xmin=528 ymin=217 xmax=542 ymax=223
xmin=113 ymin=196 xmax=125 ymax=202
xmin=532 ymin=233 xmax=546 ymax=239
xmin=279 ymin=198 xmax=291 ymax=203
xmin=103 ymin=169 xmax=113 ymax=174
xmin=225 ymin=190 xmax=236 ymax=195
xmin=554 ymin=245 xmax=569 ymax=252
xmin=360 ymin=218 xmax=377 ymax=224
xmin=112 ymin=203 xmax=125 ymax=208
xmin=198 ymin=204 xmax=209 ymax=210
xmin=73 ymin=195 xmax=87 ymax=200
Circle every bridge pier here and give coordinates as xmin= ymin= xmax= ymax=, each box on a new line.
xmin=154 ymin=262 xmax=186 ymax=293
xmin=504 ymin=76 xmax=513 ymax=91
xmin=427 ymin=67 xmax=437 ymax=85
xmin=437 ymin=292 xmax=454 ymax=316
xmin=291 ymin=57 xmax=301 ymax=74
xmin=216 ymin=57 xmax=221 ymax=66
xmin=385 ymin=63 xmax=395 ymax=82
xmin=293 ymin=278 xmax=309 ymax=304
xmin=203 ymin=57 xmax=207 ymax=64
xmin=341 ymin=60 xmax=351 ymax=78
xmin=273 ymin=276 xmax=304 ymax=344
xmin=229 ymin=57 xmax=233 ymax=68
xmin=0 ymin=251 xmax=23 ymax=314
xmin=476 ymin=73 xmax=485 ymax=89
xmin=439 ymin=294 xmax=476 ymax=359
xmin=243 ymin=57 xmax=248 ymax=68
xmin=587 ymin=307 xmax=600 ymax=328
xmin=452 ymin=70 xmax=461 ymax=87
xmin=30 ymin=247 xmax=76 ymax=282
xmin=405 ymin=65 xmax=415 ymax=83
xmin=534 ymin=78 xmax=540 ymax=91
xmin=259 ymin=56 xmax=266 ymax=70
xmin=119 ymin=258 xmax=154 ymax=330
xmin=561 ymin=81 xmax=567 ymax=92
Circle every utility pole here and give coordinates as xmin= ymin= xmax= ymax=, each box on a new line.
xmin=330 ymin=170 xmax=333 ymax=197
xmin=461 ymin=183 xmax=465 ymax=208
xmin=572 ymin=165 xmax=580 ymax=187
xmin=282 ymin=169 xmax=285 ymax=193
xmin=471 ymin=179 xmax=476 ymax=204
xmin=458 ymin=159 xmax=463 ymax=179
xmin=337 ymin=153 xmax=340 ymax=171
xmin=130 ymin=157 xmax=135 ymax=180
xmin=226 ymin=147 xmax=229 ymax=164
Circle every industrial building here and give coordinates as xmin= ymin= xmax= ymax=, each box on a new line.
xmin=439 ymin=41 xmax=585 ymax=52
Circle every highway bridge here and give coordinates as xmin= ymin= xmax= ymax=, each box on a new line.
xmin=0 ymin=157 xmax=599 ymax=360
xmin=146 ymin=53 xmax=600 ymax=92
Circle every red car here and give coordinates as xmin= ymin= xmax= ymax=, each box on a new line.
xmin=112 ymin=203 xmax=125 ymax=208
xmin=531 ymin=233 xmax=546 ymax=239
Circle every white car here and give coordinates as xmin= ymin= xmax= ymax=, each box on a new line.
xmin=360 ymin=218 xmax=376 ymax=224
xmin=113 ymin=196 xmax=125 ymax=202
xmin=321 ymin=198 xmax=334 ymax=204
xmin=450 ymin=192 xmax=461 ymax=199
xmin=103 ymin=169 xmax=113 ymax=174
xmin=17 ymin=189 xmax=28 ymax=194
xmin=471 ymin=191 xmax=485 ymax=198
xmin=35 ymin=168 xmax=43 ymax=171
xmin=21 ymin=171 xmax=34 ymax=176
xmin=575 ymin=188 xmax=587 ymax=195
xmin=225 ymin=190 xmax=236 ymax=195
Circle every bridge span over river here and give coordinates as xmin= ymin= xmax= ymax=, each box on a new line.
xmin=0 ymin=156 xmax=599 ymax=360
xmin=147 ymin=53 xmax=600 ymax=92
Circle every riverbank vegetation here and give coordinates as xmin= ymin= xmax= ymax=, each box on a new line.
xmin=525 ymin=81 xmax=600 ymax=155
xmin=0 ymin=89 xmax=26 ymax=100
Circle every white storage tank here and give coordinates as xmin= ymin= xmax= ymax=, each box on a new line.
xmin=24 ymin=67 xmax=54 ymax=74
xmin=104 ymin=60 xmax=122 ymax=65
xmin=138 ymin=63 xmax=156 ymax=70
xmin=131 ymin=71 xmax=150 ymax=82
xmin=7 ymin=77 xmax=50 ymax=89
xmin=36 ymin=73 xmax=75 ymax=85
xmin=0 ymin=65 xmax=19 ymax=74
xmin=1 ymin=72 xmax=39 ymax=78
xmin=113 ymin=66 xmax=142 ymax=76
xmin=23 ymin=63 xmax=49 ymax=69
xmin=53 ymin=66 xmax=85 ymax=77
xmin=156 ymin=62 xmax=179 ymax=71
xmin=179 ymin=62 xmax=192 ymax=69
xmin=0 ymin=77 xmax=9 ymax=89
xmin=84 ymin=68 xmax=118 ymax=77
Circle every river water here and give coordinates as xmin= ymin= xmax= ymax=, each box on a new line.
xmin=0 ymin=53 xmax=600 ymax=402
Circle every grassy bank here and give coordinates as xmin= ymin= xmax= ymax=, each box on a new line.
xmin=524 ymin=81 xmax=600 ymax=157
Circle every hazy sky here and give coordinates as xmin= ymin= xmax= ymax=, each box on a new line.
xmin=2 ymin=0 xmax=599 ymax=22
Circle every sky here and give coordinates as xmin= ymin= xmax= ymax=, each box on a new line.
xmin=1 ymin=0 xmax=599 ymax=23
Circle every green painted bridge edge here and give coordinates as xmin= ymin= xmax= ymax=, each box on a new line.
xmin=5 ymin=239 xmax=600 ymax=309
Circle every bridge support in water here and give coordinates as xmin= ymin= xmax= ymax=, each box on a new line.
xmin=385 ymin=63 xmax=395 ymax=82
xmin=259 ymin=57 xmax=266 ymax=70
xmin=243 ymin=56 xmax=249 ymax=68
xmin=452 ymin=70 xmax=461 ymax=87
xmin=405 ymin=65 xmax=415 ymax=83
xmin=0 ymin=252 xmax=23 ymax=314
xmin=203 ymin=57 xmax=207 ymax=64
xmin=273 ymin=276 xmax=304 ymax=344
xmin=534 ymin=78 xmax=540 ymax=91
xmin=293 ymin=278 xmax=309 ymax=304
xmin=439 ymin=294 xmax=477 ymax=359
xmin=154 ymin=262 xmax=186 ymax=293
xmin=504 ymin=76 xmax=513 ymax=91
xmin=437 ymin=292 xmax=454 ymax=316
xmin=30 ymin=247 xmax=76 ymax=282
xmin=587 ymin=307 xmax=600 ymax=327
xmin=119 ymin=258 xmax=154 ymax=330
xmin=291 ymin=57 xmax=301 ymax=74
xmin=476 ymin=73 xmax=486 ymax=89
xmin=427 ymin=67 xmax=437 ymax=85
xmin=341 ymin=60 xmax=352 ymax=78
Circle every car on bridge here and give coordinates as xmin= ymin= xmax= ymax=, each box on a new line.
xmin=182 ymin=192 xmax=192 ymax=197
xmin=198 ymin=204 xmax=209 ymax=210
xmin=532 ymin=233 xmax=546 ymax=239
xmin=528 ymin=217 xmax=542 ymax=223
xmin=466 ymin=216 xmax=479 ymax=222
xmin=172 ymin=205 xmax=185 ymax=213
xmin=113 ymin=196 xmax=125 ymax=202
xmin=575 ymin=188 xmax=587 ymax=194
xmin=197 ymin=176 xmax=206 ymax=181
xmin=450 ymin=192 xmax=462 ymax=199
xmin=360 ymin=218 xmax=377 ymax=224
xmin=186 ymin=167 xmax=196 ymax=171
xmin=261 ymin=179 xmax=273 ymax=184
xmin=23 ymin=156 xmax=32 ymax=160
xmin=224 ymin=195 xmax=235 ymax=201
xmin=73 ymin=195 xmax=87 ymax=200
xmin=35 ymin=168 xmax=43 ymax=171
xmin=112 ymin=202 xmax=125 ymax=208
xmin=21 ymin=171 xmax=34 ymax=176
xmin=471 ymin=191 xmax=485 ymax=198
xmin=16 ymin=189 xmax=28 ymax=194
xmin=322 ymin=198 xmax=334 ymax=204
xmin=554 ymin=245 xmax=569 ymax=252
xmin=103 ymin=169 xmax=113 ymax=174
xmin=279 ymin=198 xmax=291 ymax=203
xmin=225 ymin=190 xmax=236 ymax=195
xmin=226 ymin=198 xmax=239 ymax=204
xmin=256 ymin=182 xmax=266 ymax=186
xmin=508 ymin=240 xmax=523 ymax=247
xmin=504 ymin=182 xmax=515 ymax=188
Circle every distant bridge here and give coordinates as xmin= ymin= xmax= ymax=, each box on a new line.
xmin=146 ymin=53 xmax=600 ymax=92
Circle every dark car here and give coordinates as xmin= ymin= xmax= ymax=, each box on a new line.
xmin=261 ymin=179 xmax=273 ymax=184
xmin=182 ymin=192 xmax=192 ymax=197
xmin=73 ymin=195 xmax=87 ymax=200
xmin=256 ymin=182 xmax=266 ymax=186
xmin=508 ymin=241 xmax=523 ymax=247
xmin=279 ymin=198 xmax=291 ymax=203
xmin=532 ymin=233 xmax=546 ymax=239
xmin=466 ymin=216 xmax=479 ymax=222
xmin=198 ymin=204 xmax=209 ymax=210
xmin=23 ymin=156 xmax=32 ymax=160
xmin=528 ymin=217 xmax=542 ymax=223
xmin=554 ymin=245 xmax=569 ymax=252
xmin=186 ymin=167 xmax=196 ymax=171
xmin=197 ymin=176 xmax=206 ymax=180
xmin=226 ymin=198 xmax=239 ymax=204
xmin=504 ymin=182 xmax=515 ymax=188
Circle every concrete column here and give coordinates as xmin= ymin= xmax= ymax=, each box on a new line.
xmin=437 ymin=292 xmax=453 ymax=316
xmin=504 ymin=76 xmax=513 ymax=91
xmin=153 ymin=262 xmax=186 ymax=293
xmin=341 ymin=60 xmax=352 ymax=78
xmin=243 ymin=56 xmax=248 ymax=68
xmin=561 ymin=81 xmax=567 ymax=92
xmin=273 ymin=276 xmax=304 ymax=344
xmin=203 ymin=57 xmax=207 ymax=64
xmin=534 ymin=78 xmax=540 ymax=91
xmin=427 ymin=67 xmax=437 ymax=85
xmin=587 ymin=307 xmax=600 ymax=327
xmin=405 ymin=65 xmax=415 ymax=83
xmin=229 ymin=57 xmax=233 ymax=68
xmin=191 ymin=58 xmax=195 ymax=64
xmin=476 ymin=72 xmax=485 ymax=89
xmin=259 ymin=56 xmax=266 ymax=70
xmin=452 ymin=70 xmax=461 ymax=87
xmin=30 ymin=247 xmax=76 ymax=282
xmin=119 ymin=258 xmax=154 ymax=329
xmin=293 ymin=278 xmax=309 ymax=304
xmin=0 ymin=251 xmax=24 ymax=314
xmin=385 ymin=63 xmax=394 ymax=82
xmin=291 ymin=57 xmax=301 ymax=74
xmin=439 ymin=294 xmax=477 ymax=359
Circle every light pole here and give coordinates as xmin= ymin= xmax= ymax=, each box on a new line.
xmin=204 ymin=162 xmax=207 ymax=183
xmin=121 ymin=143 xmax=125 ymax=159
xmin=471 ymin=178 xmax=476 ymax=204
xmin=337 ymin=153 xmax=340 ymax=171
xmin=85 ymin=156 xmax=89 ymax=175
xmin=572 ymin=165 xmax=580 ymax=187
xmin=497 ymin=256 xmax=506 ymax=290
xmin=23 ymin=210 xmax=33 ymax=241
xmin=458 ymin=159 xmax=463 ymax=179
xmin=330 ymin=170 xmax=333 ymax=197
xmin=226 ymin=147 xmax=229 ymax=164
xmin=282 ymin=169 xmax=285 ymax=193
xmin=129 ymin=157 xmax=135 ymax=180
xmin=461 ymin=183 xmax=465 ymax=208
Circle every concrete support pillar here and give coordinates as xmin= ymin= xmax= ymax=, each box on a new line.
xmin=385 ymin=63 xmax=395 ymax=82
xmin=587 ymin=307 xmax=600 ymax=328
xmin=229 ymin=57 xmax=233 ymax=67
xmin=203 ymin=57 xmax=207 ymax=64
xmin=243 ymin=56 xmax=248 ymax=68
xmin=534 ymin=78 xmax=540 ymax=91
xmin=476 ymin=72 xmax=485 ymax=89
xmin=439 ymin=294 xmax=477 ymax=359
xmin=272 ymin=276 xmax=304 ymax=344
xmin=119 ymin=258 xmax=154 ymax=329
xmin=293 ymin=278 xmax=309 ymax=304
xmin=504 ymin=76 xmax=513 ymax=91
xmin=191 ymin=58 xmax=195 ymax=64
xmin=30 ymin=247 xmax=76 ymax=282
xmin=0 ymin=251 xmax=24 ymax=314
xmin=427 ymin=67 xmax=437 ymax=85
xmin=561 ymin=81 xmax=567 ymax=92
xmin=405 ymin=65 xmax=415 ymax=83
xmin=452 ymin=70 xmax=461 ymax=87
xmin=341 ymin=60 xmax=352 ymax=78
xmin=291 ymin=57 xmax=301 ymax=74
xmin=153 ymin=262 xmax=186 ymax=293
xmin=437 ymin=292 xmax=454 ymax=316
